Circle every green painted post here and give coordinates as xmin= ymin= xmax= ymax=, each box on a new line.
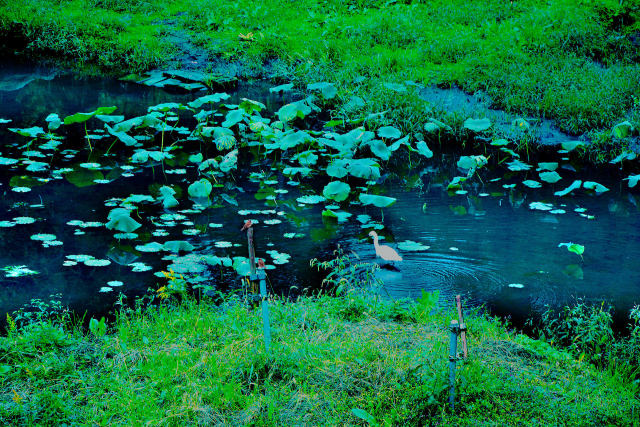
xmin=449 ymin=319 xmax=460 ymax=411
xmin=258 ymin=268 xmax=271 ymax=352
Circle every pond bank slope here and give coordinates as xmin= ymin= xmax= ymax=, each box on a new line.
xmin=1 ymin=293 xmax=637 ymax=425
xmin=1 ymin=0 xmax=639 ymax=159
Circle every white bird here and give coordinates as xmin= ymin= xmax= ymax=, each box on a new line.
xmin=368 ymin=231 xmax=403 ymax=262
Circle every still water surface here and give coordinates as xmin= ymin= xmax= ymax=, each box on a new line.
xmin=1 ymin=63 xmax=639 ymax=328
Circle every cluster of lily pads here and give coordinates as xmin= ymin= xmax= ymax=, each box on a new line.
xmin=0 ymin=79 xmax=634 ymax=298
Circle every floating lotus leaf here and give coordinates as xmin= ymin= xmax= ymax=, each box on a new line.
xmin=554 ymin=180 xmax=582 ymax=197
xmin=507 ymin=159 xmax=532 ymax=172
xmin=188 ymin=179 xmax=213 ymax=198
xmin=359 ymin=194 xmax=396 ymax=208
xmin=522 ymin=180 xmax=542 ymax=188
xmin=322 ymin=181 xmax=351 ymax=202
xmin=529 ymin=202 xmax=553 ymax=211
xmin=25 ymin=162 xmax=48 ymax=172
xmin=558 ymin=242 xmax=584 ymax=257
xmin=269 ymin=83 xmax=294 ymax=93
xmin=537 ymin=162 xmax=558 ymax=171
xmin=96 ymin=114 xmax=124 ymax=124
xmin=135 ymin=242 xmax=164 ymax=252
xmin=539 ymin=171 xmax=562 ymax=183
xmin=9 ymin=126 xmax=45 ymax=138
xmin=105 ymin=208 xmax=141 ymax=233
xmin=307 ymin=82 xmax=337 ymax=99
xmin=283 ymin=166 xmax=313 ymax=177
xmin=397 ymin=240 xmax=430 ymax=251
xmin=463 ymin=118 xmax=491 ymax=132
xmin=297 ymin=194 xmax=326 ymax=204
xmin=163 ymin=240 xmax=195 ymax=253
xmin=583 ymin=181 xmax=609 ymax=193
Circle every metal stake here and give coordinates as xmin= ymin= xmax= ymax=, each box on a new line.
xmin=456 ymin=295 xmax=468 ymax=359
xmin=258 ymin=268 xmax=271 ymax=352
xmin=448 ymin=319 xmax=459 ymax=411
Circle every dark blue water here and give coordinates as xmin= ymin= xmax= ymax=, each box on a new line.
xmin=1 ymin=62 xmax=638 ymax=329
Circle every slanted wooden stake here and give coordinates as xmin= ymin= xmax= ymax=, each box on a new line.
xmin=241 ymin=220 xmax=258 ymax=294
xmin=448 ymin=319 xmax=459 ymax=411
xmin=455 ymin=295 xmax=468 ymax=359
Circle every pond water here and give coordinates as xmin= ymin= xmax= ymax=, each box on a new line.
xmin=1 ymin=62 xmax=639 ymax=330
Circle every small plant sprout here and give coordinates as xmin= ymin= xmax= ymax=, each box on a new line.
xmin=558 ymin=242 xmax=585 ymax=260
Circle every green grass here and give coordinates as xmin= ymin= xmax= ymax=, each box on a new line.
xmin=1 ymin=0 xmax=639 ymax=145
xmin=0 ymin=290 xmax=638 ymax=425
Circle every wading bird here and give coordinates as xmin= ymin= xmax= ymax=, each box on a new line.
xmin=368 ymin=230 xmax=403 ymax=262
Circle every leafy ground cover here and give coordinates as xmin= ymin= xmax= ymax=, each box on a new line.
xmin=1 ymin=0 xmax=639 ymax=159
xmin=1 ymin=287 xmax=638 ymax=425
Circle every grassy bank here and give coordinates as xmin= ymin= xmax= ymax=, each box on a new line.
xmin=1 ymin=288 xmax=638 ymax=425
xmin=1 ymin=0 xmax=639 ymax=153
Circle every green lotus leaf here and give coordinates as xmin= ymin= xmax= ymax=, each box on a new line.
xmin=188 ymin=179 xmax=213 ymax=198
xmin=522 ymin=180 xmax=542 ymax=188
xmin=612 ymin=121 xmax=634 ymax=139
xmin=539 ymin=171 xmax=562 ymax=183
xmin=359 ymin=194 xmax=396 ymax=208
xmin=507 ymin=159 xmax=532 ymax=171
xmin=463 ymin=118 xmax=491 ymax=132
xmin=163 ymin=240 xmax=195 ymax=253
xmin=9 ymin=126 xmax=45 ymax=138
xmin=583 ymin=181 xmax=609 ymax=193
xmin=624 ymin=174 xmax=640 ymax=188
xmin=239 ymin=98 xmax=266 ymax=114
xmin=269 ymin=83 xmax=294 ymax=93
xmin=297 ymin=194 xmax=326 ymax=204
xmin=307 ymin=82 xmax=337 ymax=99
xmin=554 ymin=180 xmax=582 ymax=197
xmin=323 ymin=181 xmax=351 ymax=202
xmin=63 ymin=106 xmax=116 ymax=125
xmin=415 ymin=140 xmax=433 ymax=158
xmin=368 ymin=139 xmax=392 ymax=161
xmin=294 ymin=150 xmax=319 ymax=167
xmin=377 ymin=126 xmax=401 ymax=139
xmin=106 ymin=125 xmax=137 ymax=146
xmin=537 ymin=162 xmax=558 ymax=171
xmin=558 ymin=242 xmax=585 ymax=257
xmin=105 ymin=208 xmax=141 ymax=233
xmin=187 ymin=93 xmax=230 ymax=109
xmin=221 ymin=109 xmax=246 ymax=128
xmin=348 ymin=158 xmax=380 ymax=180
xmin=561 ymin=141 xmax=585 ymax=152
xmin=45 ymin=113 xmax=61 ymax=130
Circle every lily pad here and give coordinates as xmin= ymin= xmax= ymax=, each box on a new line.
xmin=539 ymin=171 xmax=562 ymax=184
xmin=322 ymin=181 xmax=351 ymax=202
xmin=359 ymin=194 xmax=396 ymax=208
xmin=554 ymin=180 xmax=582 ymax=197
xmin=463 ymin=118 xmax=491 ymax=132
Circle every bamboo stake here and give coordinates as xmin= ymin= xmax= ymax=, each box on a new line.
xmin=455 ymin=295 xmax=468 ymax=359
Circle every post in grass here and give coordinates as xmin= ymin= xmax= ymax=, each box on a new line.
xmin=258 ymin=264 xmax=272 ymax=352
xmin=448 ymin=319 xmax=460 ymax=411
